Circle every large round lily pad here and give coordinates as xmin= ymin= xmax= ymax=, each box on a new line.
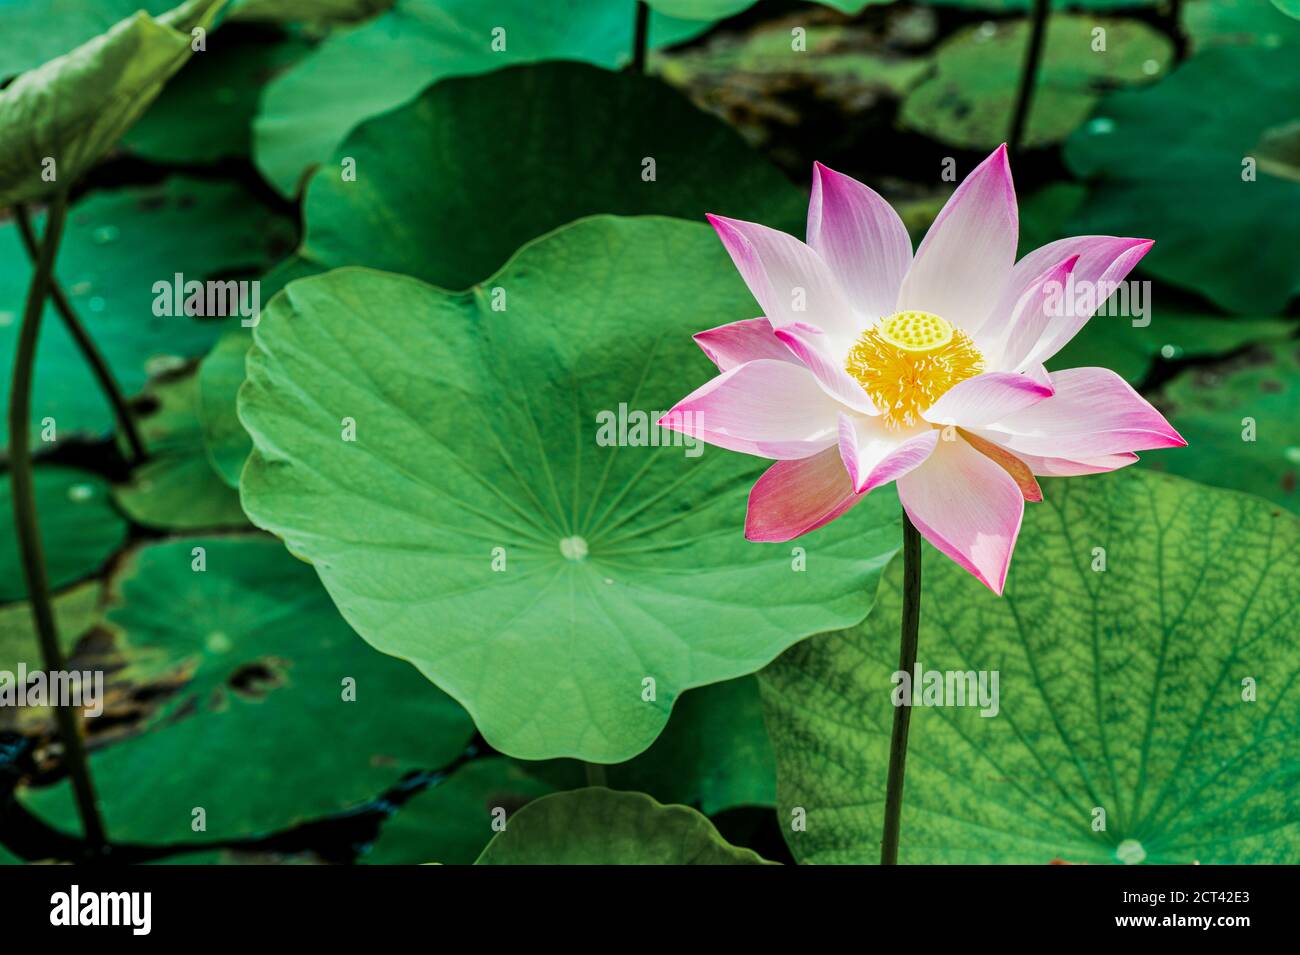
xmin=19 ymin=536 xmax=475 ymax=844
xmin=759 ymin=469 xmax=1300 ymax=864
xmin=0 ymin=468 xmax=126 ymax=601
xmin=1065 ymin=44 xmax=1300 ymax=313
xmin=900 ymin=15 xmax=1171 ymax=151
xmin=252 ymin=0 xmax=717 ymax=196
xmin=238 ymin=216 xmax=901 ymax=762
xmin=474 ymin=788 xmax=774 ymax=864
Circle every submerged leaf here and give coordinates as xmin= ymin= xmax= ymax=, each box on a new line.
xmin=19 ymin=536 xmax=475 ymax=843
xmin=0 ymin=469 xmax=126 ymax=601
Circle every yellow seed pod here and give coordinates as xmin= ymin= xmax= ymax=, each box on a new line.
xmin=877 ymin=310 xmax=954 ymax=353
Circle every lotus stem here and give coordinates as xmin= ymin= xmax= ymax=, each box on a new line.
xmin=585 ymin=762 xmax=609 ymax=787
xmin=1008 ymin=0 xmax=1051 ymax=157
xmin=880 ymin=510 xmax=922 ymax=865
xmin=631 ymin=1 xmax=649 ymax=74
xmin=7 ymin=190 xmax=108 ymax=858
xmin=13 ymin=204 xmax=147 ymax=466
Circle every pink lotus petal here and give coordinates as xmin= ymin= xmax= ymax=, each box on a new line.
xmin=896 ymin=436 xmax=1025 ymax=595
xmin=775 ymin=322 xmax=877 ymax=414
xmin=981 ymin=255 xmax=1080 ymax=371
xmin=1016 ymin=451 xmax=1140 ymax=477
xmin=897 ymin=145 xmax=1018 ymax=334
xmin=745 ymin=445 xmax=862 ymax=542
xmin=707 ymin=213 xmax=860 ymax=343
xmin=807 ymin=161 xmax=913 ymax=322
xmin=657 ymin=358 xmax=840 ymax=460
xmin=921 ymin=371 xmax=1053 ymax=429
xmin=838 ymin=414 xmax=938 ymax=493
xmin=962 ymin=430 xmax=1043 ymax=502
xmin=693 ymin=318 xmax=794 ymax=371
xmin=992 ymin=235 xmax=1154 ymax=365
xmin=975 ymin=366 xmax=1186 ymax=459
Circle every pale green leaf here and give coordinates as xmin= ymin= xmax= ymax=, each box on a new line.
xmin=238 ymin=216 xmax=900 ymax=762
xmin=0 ymin=0 xmax=226 ymax=205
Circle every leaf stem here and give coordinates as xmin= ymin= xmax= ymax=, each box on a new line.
xmin=880 ymin=510 xmax=922 ymax=865
xmin=631 ymin=1 xmax=649 ymax=74
xmin=584 ymin=762 xmax=609 ymax=787
xmin=7 ymin=191 xmax=108 ymax=858
xmin=1007 ymin=0 xmax=1051 ymax=158
xmin=13 ymin=204 xmax=147 ymax=466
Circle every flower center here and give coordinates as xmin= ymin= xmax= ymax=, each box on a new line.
xmin=845 ymin=311 xmax=984 ymax=429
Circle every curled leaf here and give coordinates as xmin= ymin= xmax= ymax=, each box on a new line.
xmin=0 ymin=0 xmax=225 ymax=205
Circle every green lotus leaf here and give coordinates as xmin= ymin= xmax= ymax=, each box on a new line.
xmin=531 ymin=677 xmax=776 ymax=813
xmin=0 ymin=177 xmax=294 ymax=449
xmin=0 ymin=469 xmax=126 ymax=601
xmin=900 ymin=15 xmax=1171 ymax=151
xmin=0 ymin=0 xmax=226 ymax=205
xmin=19 ymin=536 xmax=475 ymax=844
xmin=199 ymin=60 xmax=805 ymax=488
xmin=0 ymin=583 xmax=103 ymax=736
xmin=915 ymin=0 xmax=1154 ymax=8
xmin=646 ymin=0 xmax=884 ymax=18
xmin=0 ymin=582 xmax=102 ymax=675
xmin=363 ymin=757 xmax=558 ymax=865
xmin=1065 ymin=44 xmax=1300 ymax=313
xmin=474 ymin=788 xmax=775 ymax=864
xmin=1148 ymin=340 xmax=1300 ymax=513
xmin=760 ymin=469 xmax=1300 ymax=863
xmin=1187 ymin=0 xmax=1300 ymax=49
xmin=228 ymin=0 xmax=393 ymax=24
xmin=113 ymin=371 xmax=247 ymax=529
xmin=252 ymin=0 xmax=717 ymax=196
xmin=1019 ymin=183 xmax=1293 ymax=384
xmin=645 ymin=0 xmax=757 ymax=16
xmin=124 ymin=26 xmax=312 ymax=164
xmin=1254 ymin=119 xmax=1300 ymax=184
xmin=0 ymin=1 xmax=175 ymax=80
xmin=297 ymin=61 xmax=806 ymax=292
xmin=1051 ymin=309 xmax=1294 ymax=386
xmin=656 ymin=17 xmax=930 ymax=109
xmin=238 ymin=216 xmax=901 ymax=762
xmin=1274 ymin=0 xmax=1300 ymax=19
xmin=198 ymin=328 xmax=254 ymax=487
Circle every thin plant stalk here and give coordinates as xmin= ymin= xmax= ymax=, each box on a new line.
xmin=1007 ymin=0 xmax=1051 ymax=157
xmin=585 ymin=762 xmax=609 ymax=787
xmin=880 ymin=511 xmax=922 ymax=865
xmin=7 ymin=190 xmax=108 ymax=857
xmin=13 ymin=204 xmax=147 ymax=465
xmin=631 ymin=1 xmax=649 ymax=74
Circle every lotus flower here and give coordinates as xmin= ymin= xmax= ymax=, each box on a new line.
xmin=659 ymin=145 xmax=1184 ymax=595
